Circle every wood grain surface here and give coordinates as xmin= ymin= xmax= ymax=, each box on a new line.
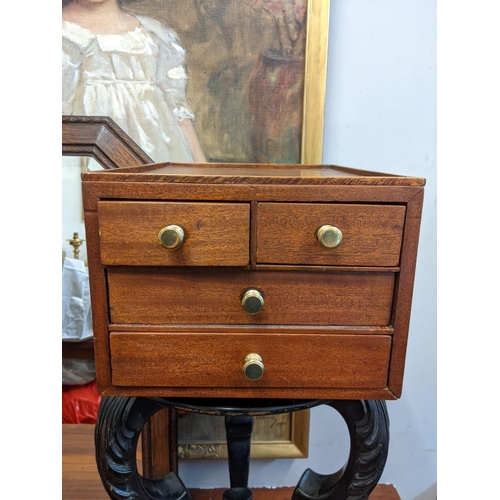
xmin=82 ymin=161 xmax=425 ymax=186
xmin=107 ymin=268 xmax=395 ymax=326
xmin=98 ymin=201 xmax=250 ymax=266
xmin=110 ymin=332 xmax=391 ymax=391
xmin=257 ymin=203 xmax=406 ymax=266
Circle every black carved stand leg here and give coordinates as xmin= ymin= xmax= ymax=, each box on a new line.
xmin=94 ymin=397 xmax=389 ymax=500
xmin=223 ymin=416 xmax=253 ymax=500
xmin=292 ymin=400 xmax=390 ymax=500
xmin=94 ymin=396 xmax=192 ymax=499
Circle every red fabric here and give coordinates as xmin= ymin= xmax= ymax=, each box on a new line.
xmin=62 ymin=380 xmax=101 ymax=424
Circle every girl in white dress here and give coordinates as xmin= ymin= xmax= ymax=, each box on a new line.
xmin=62 ymin=0 xmax=206 ymax=163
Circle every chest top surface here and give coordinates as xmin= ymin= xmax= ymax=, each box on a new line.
xmin=81 ymin=162 xmax=425 ymax=185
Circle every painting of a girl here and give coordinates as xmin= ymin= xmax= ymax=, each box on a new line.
xmin=62 ymin=0 xmax=206 ymax=162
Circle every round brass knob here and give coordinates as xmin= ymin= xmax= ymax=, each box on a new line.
xmin=241 ymin=289 xmax=264 ymax=314
xmin=243 ymin=353 xmax=265 ymax=380
xmin=316 ymin=225 xmax=343 ymax=249
xmin=158 ymin=225 xmax=185 ymax=249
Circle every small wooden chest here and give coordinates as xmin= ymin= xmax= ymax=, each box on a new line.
xmin=82 ymin=163 xmax=424 ymax=400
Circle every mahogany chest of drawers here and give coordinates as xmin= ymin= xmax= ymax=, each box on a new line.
xmin=82 ymin=162 xmax=424 ymax=400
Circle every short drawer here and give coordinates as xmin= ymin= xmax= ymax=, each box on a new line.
xmin=108 ymin=268 xmax=395 ymax=326
xmin=98 ymin=201 xmax=250 ymax=266
xmin=256 ymin=203 xmax=406 ymax=266
xmin=110 ymin=332 xmax=392 ymax=389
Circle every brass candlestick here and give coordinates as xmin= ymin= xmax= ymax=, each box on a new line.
xmin=68 ymin=232 xmax=84 ymax=259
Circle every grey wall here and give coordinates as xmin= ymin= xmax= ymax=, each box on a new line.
xmin=179 ymin=2 xmax=437 ymax=499
xmin=321 ymin=1 xmax=437 ymax=499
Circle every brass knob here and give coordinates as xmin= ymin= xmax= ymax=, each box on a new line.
xmin=241 ymin=289 xmax=264 ymax=314
xmin=158 ymin=225 xmax=185 ymax=249
xmin=243 ymin=353 xmax=265 ymax=380
xmin=316 ymin=225 xmax=343 ymax=249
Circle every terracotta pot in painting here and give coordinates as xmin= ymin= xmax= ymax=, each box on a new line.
xmin=248 ymin=50 xmax=305 ymax=164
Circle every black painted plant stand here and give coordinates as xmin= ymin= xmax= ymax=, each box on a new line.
xmin=95 ymin=397 xmax=389 ymax=500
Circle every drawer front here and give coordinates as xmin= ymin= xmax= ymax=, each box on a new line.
xmin=110 ymin=332 xmax=391 ymax=389
xmin=108 ymin=268 xmax=395 ymax=326
xmin=98 ymin=201 xmax=250 ymax=266
xmin=257 ymin=203 xmax=406 ymax=266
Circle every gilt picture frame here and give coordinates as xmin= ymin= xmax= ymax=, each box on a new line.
xmin=178 ymin=410 xmax=310 ymax=460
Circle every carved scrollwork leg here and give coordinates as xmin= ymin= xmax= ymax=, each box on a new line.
xmin=292 ymin=400 xmax=390 ymax=500
xmin=95 ymin=396 xmax=191 ymax=500
xmin=95 ymin=397 xmax=388 ymax=500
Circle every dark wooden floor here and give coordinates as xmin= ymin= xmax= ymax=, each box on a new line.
xmin=62 ymin=424 xmax=401 ymax=500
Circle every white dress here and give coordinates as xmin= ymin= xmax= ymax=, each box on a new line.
xmin=62 ymin=15 xmax=194 ymax=162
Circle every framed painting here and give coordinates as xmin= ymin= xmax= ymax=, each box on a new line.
xmin=177 ymin=410 xmax=310 ymax=460
xmin=62 ymin=0 xmax=330 ymax=463
xmin=62 ymin=0 xmax=329 ymax=165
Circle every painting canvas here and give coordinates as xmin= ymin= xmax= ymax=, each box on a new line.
xmin=62 ymin=0 xmax=328 ymax=165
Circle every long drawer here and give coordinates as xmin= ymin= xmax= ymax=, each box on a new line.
xmin=110 ymin=332 xmax=392 ymax=389
xmin=107 ymin=268 xmax=395 ymax=326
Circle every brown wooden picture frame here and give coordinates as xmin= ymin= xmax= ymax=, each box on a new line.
xmin=62 ymin=115 xmax=153 ymax=167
